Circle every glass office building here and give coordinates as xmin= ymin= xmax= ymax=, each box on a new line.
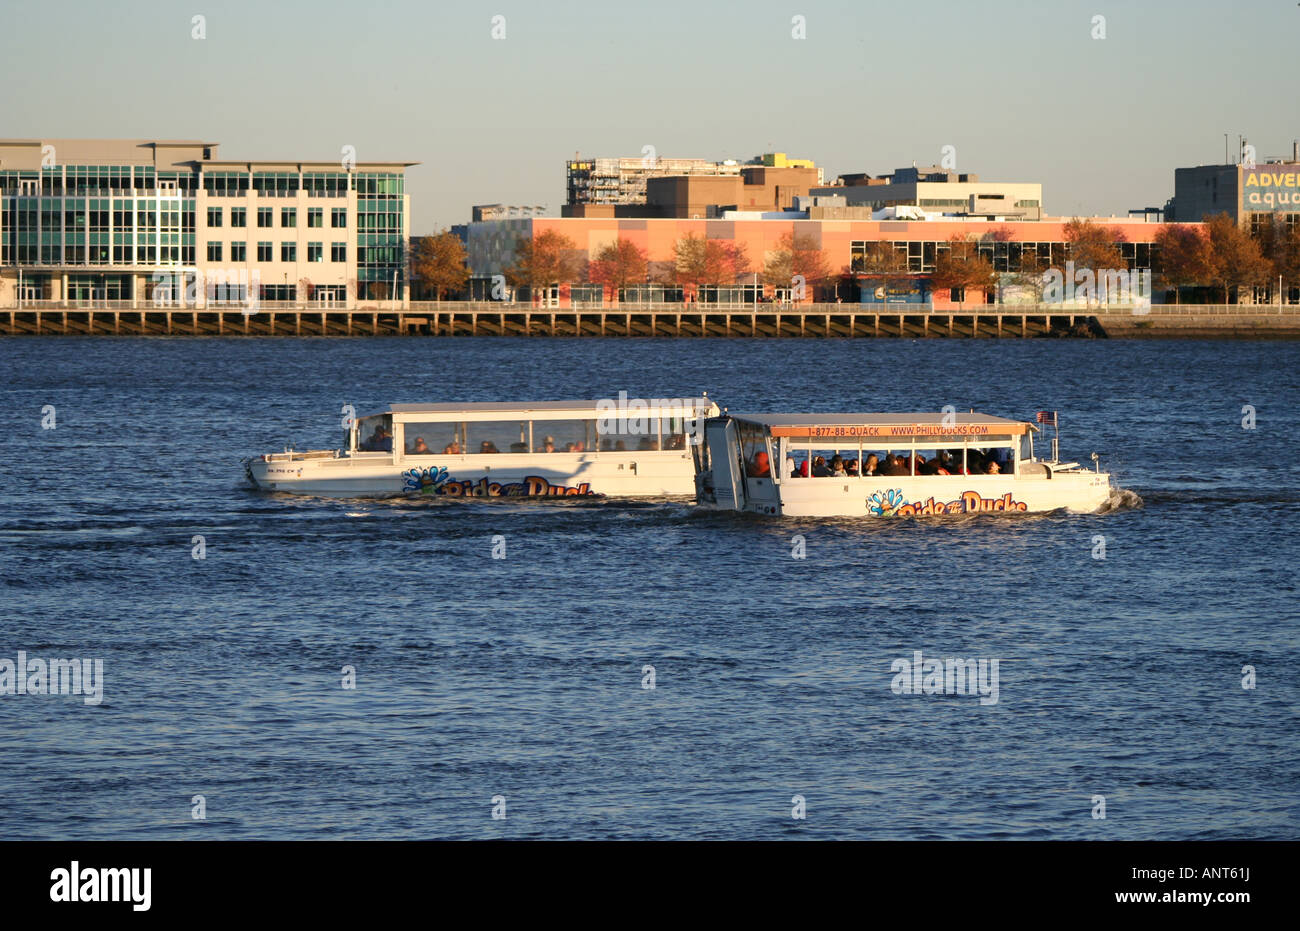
xmin=0 ymin=139 xmax=414 ymax=307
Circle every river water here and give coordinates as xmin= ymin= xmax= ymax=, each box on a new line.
xmin=1 ymin=336 xmax=1296 ymax=838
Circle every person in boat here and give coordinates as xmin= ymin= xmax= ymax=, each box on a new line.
xmin=443 ymin=439 xmax=462 ymax=454
xmin=409 ymin=436 xmax=431 ymax=455
xmin=985 ymin=459 xmax=1002 ymax=475
xmin=844 ymin=458 xmax=859 ymax=477
xmin=539 ymin=435 xmax=556 ymax=453
xmin=811 ymin=456 xmax=831 ymax=477
xmin=829 ymin=455 xmax=847 ymax=477
xmin=747 ymin=451 xmax=771 ymax=477
xmin=478 ymin=440 xmax=500 ymax=454
xmin=361 ymin=425 xmax=390 ymax=452
xmin=917 ymin=454 xmax=940 ymax=476
xmin=786 ymin=455 xmax=798 ymax=477
xmin=882 ymin=454 xmax=909 ymax=476
xmin=862 ymin=454 xmax=880 ymax=476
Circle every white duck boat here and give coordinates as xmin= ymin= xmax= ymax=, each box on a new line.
xmin=246 ymin=396 xmax=719 ymax=497
xmin=694 ymin=410 xmax=1111 ymax=517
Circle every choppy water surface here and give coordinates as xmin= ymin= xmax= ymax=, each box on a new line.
xmin=1 ymin=336 xmax=1297 ymax=839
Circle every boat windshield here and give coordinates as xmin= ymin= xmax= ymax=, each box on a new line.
xmin=355 ymin=414 xmax=393 ymax=452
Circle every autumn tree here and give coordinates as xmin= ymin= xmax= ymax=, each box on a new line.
xmin=1063 ymin=218 xmax=1127 ymax=274
xmin=410 ymin=231 xmax=470 ymax=300
xmin=506 ymin=230 xmax=583 ymax=300
xmin=671 ymin=235 xmax=751 ymax=297
xmin=1203 ymin=213 xmax=1271 ymax=303
xmin=1250 ymin=217 xmax=1300 ymax=302
xmin=1152 ymin=224 xmax=1212 ymax=304
xmin=930 ymin=236 xmax=996 ymax=308
xmin=587 ymin=238 xmax=649 ymax=300
xmin=1275 ymin=224 xmax=1300 ymax=299
xmin=762 ymin=231 xmax=831 ymax=300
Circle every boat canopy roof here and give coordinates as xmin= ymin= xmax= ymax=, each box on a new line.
xmin=383 ymin=398 xmax=715 ymax=421
xmin=725 ymin=411 xmax=1033 ymax=438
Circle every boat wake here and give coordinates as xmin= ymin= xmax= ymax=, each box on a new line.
xmin=1097 ymin=487 xmax=1144 ymax=513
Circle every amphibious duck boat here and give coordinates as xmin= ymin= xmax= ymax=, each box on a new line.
xmin=694 ymin=411 xmax=1111 ymax=517
xmin=247 ymin=396 xmax=719 ymax=497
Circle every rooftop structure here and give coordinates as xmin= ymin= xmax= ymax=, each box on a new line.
xmin=813 ymin=164 xmax=1042 ymax=220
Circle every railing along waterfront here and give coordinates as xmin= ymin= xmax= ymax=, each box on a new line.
xmin=3 ymin=301 xmax=1299 ymax=337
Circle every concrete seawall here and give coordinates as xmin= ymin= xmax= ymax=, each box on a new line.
xmin=3 ymin=303 xmax=1298 ymax=338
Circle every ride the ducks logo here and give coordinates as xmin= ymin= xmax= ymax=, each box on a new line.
xmin=403 ymin=468 xmax=593 ymax=497
xmin=868 ymin=488 xmax=1027 ymax=516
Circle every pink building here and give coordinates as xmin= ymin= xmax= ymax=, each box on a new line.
xmin=466 ymin=215 xmax=1188 ymax=309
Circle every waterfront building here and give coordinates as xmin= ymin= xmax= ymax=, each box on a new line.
xmin=810 ymin=165 xmax=1044 ymax=220
xmin=566 ymin=155 xmax=742 ymax=208
xmin=0 ymin=139 xmax=415 ymax=307
xmin=464 ymin=213 xmax=1176 ymax=309
xmin=1169 ymin=141 xmax=1300 ymax=232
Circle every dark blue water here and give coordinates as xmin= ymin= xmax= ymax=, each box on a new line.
xmin=2 ymin=336 xmax=1297 ymax=839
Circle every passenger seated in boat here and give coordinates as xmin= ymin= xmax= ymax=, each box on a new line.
xmin=882 ymin=454 xmax=909 ymax=476
xmin=361 ymin=426 xmax=391 ymax=452
xmin=478 ymin=441 xmax=500 ymax=454
xmin=367 ymin=426 xmax=393 ymax=453
xmin=538 ymin=435 xmax=556 ymax=453
xmin=985 ymin=460 xmax=1002 ymax=474
xmin=408 ymin=436 xmax=431 ymax=455
xmin=845 ymin=458 xmax=859 ymax=477
xmin=934 ymin=450 xmax=954 ymax=475
xmin=830 ymin=455 xmax=847 ymax=476
xmin=811 ymin=456 xmax=831 ymax=477
xmin=443 ymin=439 xmax=462 ymax=454
xmin=862 ymin=454 xmax=880 ymax=476
xmin=747 ymin=451 xmax=771 ymax=477
xmin=917 ymin=454 xmax=939 ymax=476
xmin=786 ymin=456 xmax=798 ymax=477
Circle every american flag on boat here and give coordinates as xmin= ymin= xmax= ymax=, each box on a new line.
xmin=1036 ymin=411 xmax=1057 ymax=426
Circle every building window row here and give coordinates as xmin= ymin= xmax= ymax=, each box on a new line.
xmin=201 ymin=241 xmax=347 ymax=263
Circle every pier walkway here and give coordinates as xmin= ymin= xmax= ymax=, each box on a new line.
xmin=4 ymin=302 xmax=1298 ymax=338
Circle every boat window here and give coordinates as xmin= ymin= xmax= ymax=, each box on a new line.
xmin=402 ymin=421 xmax=464 ymax=455
xmin=597 ymin=417 xmax=655 ymax=452
xmin=355 ymin=414 xmax=393 ymax=452
xmin=532 ymin=419 xmax=596 ymax=453
xmin=467 ymin=420 xmax=529 ymax=455
xmin=800 ymin=446 xmax=856 ymax=477
xmin=737 ymin=422 xmax=770 ymax=476
xmin=659 ymin=412 xmax=695 ymax=450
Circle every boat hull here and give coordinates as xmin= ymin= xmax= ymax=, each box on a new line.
xmin=702 ymin=471 xmax=1113 ymax=517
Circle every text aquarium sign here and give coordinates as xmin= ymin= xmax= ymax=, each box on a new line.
xmin=1243 ymin=166 xmax=1300 ymax=211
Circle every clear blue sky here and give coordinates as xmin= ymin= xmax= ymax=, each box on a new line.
xmin=2 ymin=0 xmax=1296 ymax=232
